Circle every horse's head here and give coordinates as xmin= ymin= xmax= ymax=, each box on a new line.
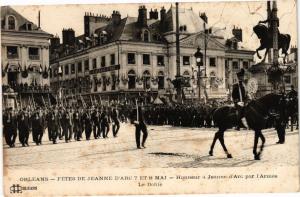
xmin=253 ymin=24 xmax=268 ymax=39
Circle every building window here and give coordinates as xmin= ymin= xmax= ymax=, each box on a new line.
xmin=183 ymin=56 xmax=190 ymax=65
xmin=243 ymin=61 xmax=249 ymax=69
xmin=110 ymin=54 xmax=115 ymax=65
xmin=101 ymin=56 xmax=106 ymax=67
xmin=232 ymin=61 xmax=239 ymax=70
xmin=143 ymin=54 xmax=150 ymax=65
xmin=143 ymin=30 xmax=150 ymax=42
xmin=157 ymin=55 xmax=164 ymax=66
xmin=78 ymin=62 xmax=82 ymax=73
xmin=28 ymin=47 xmax=40 ymax=60
xmin=128 ymin=70 xmax=136 ymax=89
xmin=26 ymin=23 xmax=32 ymax=30
xmin=158 ymin=71 xmax=164 ymax=89
xmin=7 ymin=46 xmax=18 ymax=59
xmin=64 ymin=65 xmax=69 ymax=75
xmin=84 ymin=60 xmax=89 ymax=71
xmin=92 ymin=58 xmax=97 ymax=69
xmin=128 ymin=53 xmax=135 ymax=64
xmin=8 ymin=16 xmax=16 ymax=30
xmin=284 ymin=75 xmax=291 ymax=84
xmin=71 ymin=64 xmax=75 ymax=74
xmin=209 ymin=57 xmax=216 ymax=67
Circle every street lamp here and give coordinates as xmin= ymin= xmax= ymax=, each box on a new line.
xmin=194 ymin=46 xmax=203 ymax=101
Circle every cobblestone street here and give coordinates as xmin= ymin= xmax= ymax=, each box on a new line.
xmin=3 ymin=124 xmax=299 ymax=169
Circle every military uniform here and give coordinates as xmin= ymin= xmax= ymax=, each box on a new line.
xmin=83 ymin=110 xmax=93 ymax=140
xmin=3 ymin=109 xmax=17 ymax=147
xmin=31 ymin=110 xmax=45 ymax=145
xmin=73 ymin=110 xmax=82 ymax=141
xmin=47 ymin=110 xmax=60 ymax=144
xmin=92 ymin=109 xmax=101 ymax=139
xmin=62 ymin=109 xmax=73 ymax=142
xmin=112 ymin=108 xmax=120 ymax=137
xmin=100 ymin=110 xmax=110 ymax=138
xmin=276 ymin=92 xmax=287 ymax=144
xmin=17 ymin=109 xmax=31 ymax=146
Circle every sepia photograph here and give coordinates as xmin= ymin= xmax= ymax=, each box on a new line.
xmin=1 ymin=0 xmax=299 ymax=195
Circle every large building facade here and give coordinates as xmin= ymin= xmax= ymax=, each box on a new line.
xmin=1 ymin=6 xmax=52 ymax=108
xmin=50 ymin=5 xmax=255 ymax=104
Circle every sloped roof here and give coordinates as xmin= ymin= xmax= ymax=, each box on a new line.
xmin=1 ymin=6 xmax=50 ymax=35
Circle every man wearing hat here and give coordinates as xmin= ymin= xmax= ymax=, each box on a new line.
xmin=31 ymin=107 xmax=45 ymax=145
xmin=17 ymin=108 xmax=31 ymax=147
xmin=232 ymin=68 xmax=248 ymax=130
xmin=3 ymin=107 xmax=17 ymax=147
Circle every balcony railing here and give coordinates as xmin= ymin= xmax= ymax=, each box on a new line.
xmin=29 ymin=55 xmax=40 ymax=60
xmin=2 ymin=84 xmax=51 ymax=94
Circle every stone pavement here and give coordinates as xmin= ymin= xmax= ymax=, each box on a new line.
xmin=3 ymin=124 xmax=299 ymax=169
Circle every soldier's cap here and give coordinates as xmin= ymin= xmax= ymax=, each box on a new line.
xmin=237 ymin=68 xmax=245 ymax=78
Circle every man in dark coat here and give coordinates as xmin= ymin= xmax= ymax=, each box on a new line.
xmin=3 ymin=108 xmax=18 ymax=147
xmin=61 ymin=108 xmax=73 ymax=143
xmin=47 ymin=108 xmax=60 ymax=144
xmin=91 ymin=108 xmax=101 ymax=139
xmin=31 ymin=108 xmax=45 ymax=145
xmin=112 ymin=107 xmax=120 ymax=137
xmin=73 ymin=108 xmax=82 ymax=141
xmin=83 ymin=109 xmax=93 ymax=140
xmin=130 ymin=105 xmax=148 ymax=149
xmin=17 ymin=108 xmax=31 ymax=146
xmin=276 ymin=87 xmax=287 ymax=144
xmin=100 ymin=108 xmax=110 ymax=138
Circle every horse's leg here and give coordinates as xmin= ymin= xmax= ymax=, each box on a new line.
xmin=258 ymin=130 xmax=265 ymax=154
xmin=262 ymin=48 xmax=269 ymax=62
xmin=219 ymin=130 xmax=232 ymax=158
xmin=253 ymin=130 xmax=260 ymax=160
xmin=209 ymin=130 xmax=221 ymax=156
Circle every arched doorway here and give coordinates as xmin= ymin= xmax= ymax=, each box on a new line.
xmin=128 ymin=70 xmax=136 ymax=89
xmin=158 ymin=71 xmax=164 ymax=89
xmin=143 ymin=70 xmax=151 ymax=90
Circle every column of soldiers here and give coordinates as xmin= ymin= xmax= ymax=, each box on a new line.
xmin=2 ymin=105 xmax=121 ymax=147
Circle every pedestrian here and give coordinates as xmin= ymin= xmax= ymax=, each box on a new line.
xmin=131 ymin=105 xmax=148 ymax=149
xmin=17 ymin=108 xmax=30 ymax=147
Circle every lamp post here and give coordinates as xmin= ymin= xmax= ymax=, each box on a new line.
xmin=194 ymin=47 xmax=203 ymax=101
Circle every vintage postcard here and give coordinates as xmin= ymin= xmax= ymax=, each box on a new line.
xmin=1 ymin=0 xmax=299 ymax=195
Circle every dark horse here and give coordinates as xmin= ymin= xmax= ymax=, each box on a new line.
xmin=253 ymin=24 xmax=291 ymax=63
xmin=209 ymin=93 xmax=283 ymax=160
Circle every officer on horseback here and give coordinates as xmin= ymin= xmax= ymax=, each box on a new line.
xmin=232 ymin=68 xmax=248 ymax=130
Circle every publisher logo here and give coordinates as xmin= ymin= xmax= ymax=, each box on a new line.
xmin=10 ymin=184 xmax=37 ymax=194
xmin=10 ymin=184 xmax=22 ymax=193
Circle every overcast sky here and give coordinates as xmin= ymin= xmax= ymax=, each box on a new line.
xmin=10 ymin=0 xmax=297 ymax=54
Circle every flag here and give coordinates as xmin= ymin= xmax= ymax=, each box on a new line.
xmin=39 ymin=64 xmax=43 ymax=73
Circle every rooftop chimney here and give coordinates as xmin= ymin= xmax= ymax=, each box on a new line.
xmin=112 ymin=10 xmax=121 ymax=26
xmin=62 ymin=28 xmax=75 ymax=46
xmin=137 ymin=5 xmax=147 ymax=27
xmin=149 ymin=8 xmax=158 ymax=20
xmin=232 ymin=26 xmax=243 ymax=42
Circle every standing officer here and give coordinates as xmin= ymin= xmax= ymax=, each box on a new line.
xmin=231 ymin=68 xmax=247 ymax=130
xmin=31 ymin=107 xmax=44 ymax=145
xmin=3 ymin=107 xmax=17 ymax=147
xmin=112 ymin=106 xmax=120 ymax=137
xmin=17 ymin=108 xmax=31 ymax=147
xmin=131 ymin=104 xmax=148 ymax=149
xmin=276 ymin=86 xmax=287 ymax=144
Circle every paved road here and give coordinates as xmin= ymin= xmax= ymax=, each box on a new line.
xmin=3 ymin=124 xmax=299 ymax=169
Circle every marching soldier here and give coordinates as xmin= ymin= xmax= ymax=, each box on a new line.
xmin=17 ymin=108 xmax=31 ymax=147
xmin=62 ymin=108 xmax=73 ymax=143
xmin=112 ymin=106 xmax=120 ymax=137
xmin=101 ymin=107 xmax=110 ymax=138
xmin=47 ymin=108 xmax=60 ymax=144
xmin=83 ymin=108 xmax=93 ymax=140
xmin=3 ymin=107 xmax=17 ymax=147
xmin=73 ymin=108 xmax=82 ymax=141
xmin=232 ymin=68 xmax=248 ymax=130
xmin=92 ymin=107 xmax=101 ymax=139
xmin=276 ymin=86 xmax=287 ymax=144
xmin=31 ymin=107 xmax=45 ymax=145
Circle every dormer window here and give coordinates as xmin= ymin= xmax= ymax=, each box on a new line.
xmin=143 ymin=30 xmax=150 ymax=42
xmin=26 ymin=23 xmax=32 ymax=30
xmin=8 ymin=16 xmax=16 ymax=30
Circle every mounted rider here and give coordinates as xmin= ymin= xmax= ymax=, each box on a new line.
xmin=232 ymin=68 xmax=248 ymax=128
